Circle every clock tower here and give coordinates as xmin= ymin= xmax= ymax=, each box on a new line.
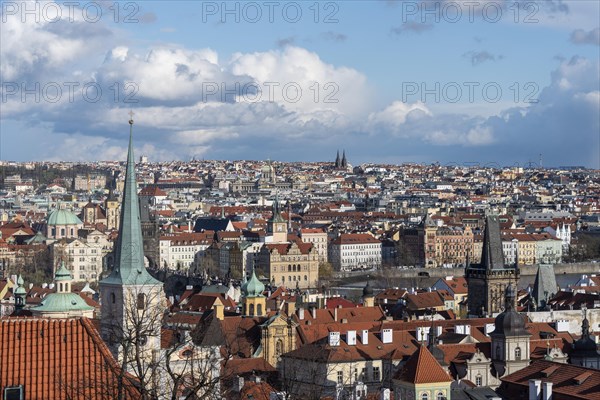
xmin=267 ymin=196 xmax=288 ymax=243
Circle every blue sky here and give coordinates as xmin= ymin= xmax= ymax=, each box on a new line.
xmin=1 ymin=0 xmax=598 ymax=167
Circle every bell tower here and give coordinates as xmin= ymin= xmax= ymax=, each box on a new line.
xmin=99 ymin=114 xmax=164 ymax=371
xmin=267 ymin=196 xmax=287 ymax=243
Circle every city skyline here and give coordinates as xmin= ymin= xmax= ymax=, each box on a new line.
xmin=1 ymin=1 xmax=599 ymax=167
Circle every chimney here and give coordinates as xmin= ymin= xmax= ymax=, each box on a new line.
xmin=312 ymin=307 xmax=317 ymax=319
xmin=542 ymin=382 xmax=552 ymax=400
xmin=334 ymin=307 xmax=338 ymax=322
xmin=529 ymin=379 xmax=541 ymax=400
xmin=298 ymin=308 xmax=305 ymax=320
xmin=381 ymin=328 xmax=393 ymax=344
xmin=234 ymin=376 xmax=244 ymax=393
xmin=329 ymin=332 xmax=340 ymax=346
xmin=347 ymin=330 xmax=357 ymax=345
xmin=361 ymin=329 xmax=369 ymax=345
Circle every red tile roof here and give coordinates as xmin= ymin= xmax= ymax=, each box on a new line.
xmin=0 ymin=317 xmax=139 ymax=399
xmin=499 ymin=360 xmax=600 ymax=400
xmin=394 ymin=345 xmax=453 ymax=384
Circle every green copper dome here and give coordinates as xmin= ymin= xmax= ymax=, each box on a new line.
xmin=35 ymin=292 xmax=93 ymax=313
xmin=47 ymin=208 xmax=83 ymax=226
xmin=242 ymin=268 xmax=265 ymax=298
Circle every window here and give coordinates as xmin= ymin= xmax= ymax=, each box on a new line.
xmin=337 ymin=371 xmax=343 ymax=384
xmin=249 ymin=304 xmax=255 ymax=316
xmin=475 ymin=375 xmax=482 ymax=386
xmin=257 ymin=304 xmax=263 ymax=315
xmin=515 ymin=347 xmax=522 ymax=360
xmin=4 ymin=385 xmax=23 ymax=400
xmin=373 ymin=366 xmax=380 ymax=381
xmin=276 ymin=339 xmax=284 ymax=358
xmin=421 ymin=393 xmax=429 ymax=400
xmin=437 ymin=392 xmax=445 ymax=400
xmin=111 ymin=292 xmax=116 ymax=304
xmin=137 ymin=293 xmax=146 ymax=310
xmin=495 ymin=345 xmax=501 ymax=359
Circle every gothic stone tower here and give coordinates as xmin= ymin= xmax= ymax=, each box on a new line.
xmin=465 ymin=215 xmax=519 ymax=317
xmin=99 ymin=116 xmax=164 ymax=371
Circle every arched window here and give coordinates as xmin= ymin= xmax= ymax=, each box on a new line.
xmin=288 ymin=265 xmax=291 ymax=272
xmin=421 ymin=392 xmax=429 ymax=400
xmin=276 ymin=339 xmax=284 ymax=358
xmin=111 ymin=292 xmax=116 ymax=304
xmin=249 ymin=304 xmax=255 ymax=316
xmin=304 ymin=275 xmax=308 ymax=281
xmin=137 ymin=293 xmax=146 ymax=310
xmin=59 ymin=283 xmax=63 ymax=292
xmin=437 ymin=392 xmax=445 ymax=400
xmin=257 ymin=304 xmax=263 ymax=315
xmin=60 ymin=228 xmax=65 ymax=236
xmin=515 ymin=347 xmax=522 ymax=360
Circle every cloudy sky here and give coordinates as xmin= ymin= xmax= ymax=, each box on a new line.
xmin=1 ymin=0 xmax=598 ymax=167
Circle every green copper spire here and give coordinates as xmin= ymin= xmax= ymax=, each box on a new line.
xmin=101 ymin=115 xmax=160 ymax=286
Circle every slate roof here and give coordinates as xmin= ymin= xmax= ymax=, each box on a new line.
xmin=532 ymin=264 xmax=558 ymax=308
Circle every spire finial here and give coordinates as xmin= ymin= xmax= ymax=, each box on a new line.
xmin=128 ymin=110 xmax=134 ymax=125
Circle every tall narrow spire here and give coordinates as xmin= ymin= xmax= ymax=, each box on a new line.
xmin=101 ymin=115 xmax=160 ymax=286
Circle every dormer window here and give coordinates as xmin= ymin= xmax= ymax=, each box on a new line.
xmin=515 ymin=347 xmax=522 ymax=360
xmin=4 ymin=385 xmax=23 ymax=400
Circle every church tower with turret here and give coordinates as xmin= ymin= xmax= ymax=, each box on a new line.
xmin=99 ymin=115 xmax=164 ymax=370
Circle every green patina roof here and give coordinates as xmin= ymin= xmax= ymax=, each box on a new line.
xmin=47 ymin=208 xmax=83 ymax=226
xmin=35 ymin=292 xmax=94 ymax=313
xmin=14 ymin=275 xmax=26 ymax=296
xmin=268 ymin=196 xmax=286 ymax=224
xmin=25 ymin=231 xmax=47 ymax=244
xmin=55 ymin=261 xmax=72 ymax=281
xmin=242 ymin=267 xmax=265 ymax=298
xmin=100 ymin=119 xmax=161 ymax=287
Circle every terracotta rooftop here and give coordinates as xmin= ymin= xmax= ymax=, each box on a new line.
xmin=394 ymin=345 xmax=453 ymax=384
xmin=0 ymin=317 xmax=139 ymax=399
xmin=499 ymin=360 xmax=600 ymax=400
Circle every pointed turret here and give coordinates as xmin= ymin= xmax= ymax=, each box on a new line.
xmin=341 ymin=150 xmax=347 ymax=168
xmin=481 ymin=215 xmax=505 ymax=270
xmin=335 ymin=150 xmax=340 ymax=168
xmin=101 ymin=116 xmax=160 ymax=286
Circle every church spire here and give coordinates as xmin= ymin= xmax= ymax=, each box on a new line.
xmin=101 ymin=113 xmax=160 ymax=286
